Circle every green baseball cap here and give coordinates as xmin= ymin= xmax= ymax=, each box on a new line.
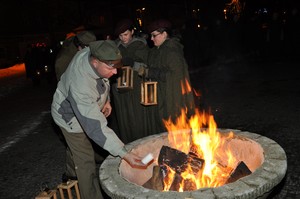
xmin=89 ymin=40 xmax=123 ymax=68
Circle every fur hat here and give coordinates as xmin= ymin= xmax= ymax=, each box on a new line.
xmin=89 ymin=40 xmax=123 ymax=68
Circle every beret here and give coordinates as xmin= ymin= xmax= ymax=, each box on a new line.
xmin=147 ymin=19 xmax=172 ymax=33
xmin=114 ymin=19 xmax=133 ymax=36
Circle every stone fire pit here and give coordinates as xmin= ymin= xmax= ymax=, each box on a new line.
xmin=100 ymin=129 xmax=287 ymax=199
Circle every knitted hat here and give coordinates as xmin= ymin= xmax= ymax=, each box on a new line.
xmin=89 ymin=40 xmax=123 ymax=68
xmin=147 ymin=19 xmax=172 ymax=33
xmin=114 ymin=19 xmax=133 ymax=36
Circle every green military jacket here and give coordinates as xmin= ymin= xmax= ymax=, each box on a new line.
xmin=147 ymin=38 xmax=195 ymax=129
xmin=112 ymin=37 xmax=151 ymax=143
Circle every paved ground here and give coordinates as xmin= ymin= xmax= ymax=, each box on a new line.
xmin=189 ymin=58 xmax=300 ymax=199
xmin=0 ymin=57 xmax=299 ymax=199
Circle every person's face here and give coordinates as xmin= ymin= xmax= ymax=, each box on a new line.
xmin=92 ymin=59 xmax=117 ymax=78
xmin=119 ymin=30 xmax=134 ymax=44
xmin=150 ymin=30 xmax=167 ymax=47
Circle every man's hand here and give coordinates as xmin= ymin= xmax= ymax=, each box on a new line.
xmin=101 ymin=101 xmax=112 ymax=117
xmin=123 ymin=151 xmax=148 ymax=169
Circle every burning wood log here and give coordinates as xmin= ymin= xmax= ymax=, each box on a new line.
xmin=143 ymin=146 xmax=252 ymax=191
xmin=169 ymin=173 xmax=183 ymax=191
xmin=143 ymin=166 xmax=164 ymax=191
xmin=143 ymin=146 xmax=204 ymax=191
xmin=158 ymin=146 xmax=189 ymax=174
xmin=188 ymin=151 xmax=205 ymax=175
xmin=158 ymin=146 xmax=204 ymax=174
xmin=183 ymin=178 xmax=197 ymax=191
xmin=226 ymin=161 xmax=252 ymax=184
xmin=158 ymin=146 xmax=204 ymax=191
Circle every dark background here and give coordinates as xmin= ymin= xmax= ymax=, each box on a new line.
xmin=1 ymin=0 xmax=299 ymax=72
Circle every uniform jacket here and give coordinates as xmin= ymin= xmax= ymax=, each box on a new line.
xmin=54 ymin=37 xmax=78 ymax=81
xmin=147 ymin=38 xmax=195 ymax=124
xmin=112 ymin=36 xmax=152 ymax=143
xmin=115 ymin=37 xmax=148 ymax=62
xmin=51 ymin=47 xmax=127 ymax=157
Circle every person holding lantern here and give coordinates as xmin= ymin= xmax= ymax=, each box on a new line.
xmin=111 ymin=18 xmax=155 ymax=143
xmin=138 ymin=19 xmax=195 ymax=133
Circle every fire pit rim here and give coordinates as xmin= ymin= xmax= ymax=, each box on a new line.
xmin=100 ymin=129 xmax=287 ymax=199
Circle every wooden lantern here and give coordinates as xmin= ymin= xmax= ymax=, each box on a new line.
xmin=141 ymin=81 xmax=158 ymax=106
xmin=117 ymin=66 xmax=133 ymax=90
xmin=35 ymin=189 xmax=58 ymax=199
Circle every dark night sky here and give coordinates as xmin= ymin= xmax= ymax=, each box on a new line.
xmin=1 ymin=0 xmax=297 ymax=36
xmin=0 ymin=0 xmax=299 ymax=39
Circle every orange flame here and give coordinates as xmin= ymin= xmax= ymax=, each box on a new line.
xmin=193 ymin=88 xmax=201 ymax=97
xmin=163 ymin=108 xmax=238 ymax=191
xmin=181 ymin=78 xmax=192 ymax=95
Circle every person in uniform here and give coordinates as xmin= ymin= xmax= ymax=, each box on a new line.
xmin=138 ymin=19 xmax=195 ymax=133
xmin=111 ymin=19 xmax=152 ymax=143
xmin=55 ymin=31 xmax=96 ymax=81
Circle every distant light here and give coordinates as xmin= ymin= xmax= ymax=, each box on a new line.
xmin=136 ymin=7 xmax=146 ymax=12
xmin=263 ymin=8 xmax=268 ymax=14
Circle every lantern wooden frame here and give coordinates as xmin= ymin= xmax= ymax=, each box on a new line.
xmin=141 ymin=81 xmax=157 ymax=106
xmin=117 ymin=66 xmax=133 ymax=90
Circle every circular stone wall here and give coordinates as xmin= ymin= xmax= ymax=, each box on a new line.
xmin=100 ymin=129 xmax=287 ymax=199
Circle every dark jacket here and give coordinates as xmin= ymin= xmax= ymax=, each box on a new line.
xmin=147 ymin=38 xmax=195 ymax=130
xmin=55 ymin=37 xmax=78 ymax=81
xmin=111 ymin=37 xmax=151 ymax=143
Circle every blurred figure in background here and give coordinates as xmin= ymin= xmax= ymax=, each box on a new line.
xmin=24 ymin=43 xmax=54 ymax=85
xmin=55 ymin=31 xmax=96 ymax=81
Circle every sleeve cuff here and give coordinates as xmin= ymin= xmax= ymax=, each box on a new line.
xmin=118 ymin=146 xmax=128 ymax=158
